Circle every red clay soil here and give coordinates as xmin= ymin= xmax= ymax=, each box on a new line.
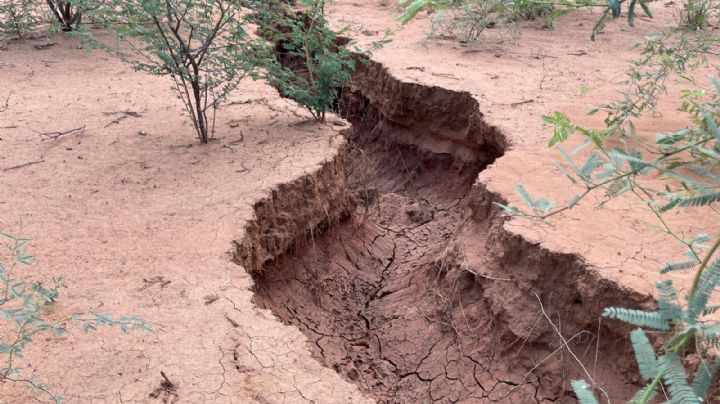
xmin=243 ymin=60 xmax=644 ymax=403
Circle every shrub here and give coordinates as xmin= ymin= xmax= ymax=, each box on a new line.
xmin=46 ymin=0 xmax=86 ymax=31
xmin=252 ymin=0 xmax=361 ymax=122
xmin=99 ymin=0 xmax=270 ymax=143
xmin=0 ymin=0 xmax=92 ymax=39
xmin=0 ymin=0 xmax=43 ymax=38
xmin=501 ymin=31 xmax=720 ymax=402
xmin=0 ymin=231 xmax=150 ymax=403
xmin=677 ymin=0 xmax=716 ymax=31
xmin=398 ymin=0 xmax=655 ymax=41
xmin=431 ymin=0 xmax=513 ymax=45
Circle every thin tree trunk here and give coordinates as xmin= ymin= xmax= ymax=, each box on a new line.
xmin=191 ymin=80 xmax=208 ymax=143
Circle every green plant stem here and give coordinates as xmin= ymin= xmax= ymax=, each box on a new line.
xmin=535 ymin=171 xmax=636 ymax=219
xmin=3 ymin=376 xmax=59 ymax=403
xmin=687 ymin=235 xmax=720 ymax=301
xmin=1 ymin=238 xmax=20 ymax=303
xmin=638 ymin=371 xmax=664 ymax=403
xmin=533 ymin=134 xmax=714 ymax=220
xmin=3 ymin=324 xmax=28 ymax=379
xmin=527 ymin=0 xmax=608 ymax=7
xmin=630 ymin=188 xmax=702 ymax=262
xmin=636 ymin=239 xmax=720 ymax=404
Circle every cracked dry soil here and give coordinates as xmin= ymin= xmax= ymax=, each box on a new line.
xmin=236 ymin=56 xmax=642 ymax=402
xmin=252 ymin=142 xmax=505 ymax=403
xmin=243 ymin=64 xmax=569 ymax=402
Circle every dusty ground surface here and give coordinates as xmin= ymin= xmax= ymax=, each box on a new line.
xmin=1 ymin=3 xmax=719 ymax=404
xmin=0 ymin=34 xmax=368 ymax=403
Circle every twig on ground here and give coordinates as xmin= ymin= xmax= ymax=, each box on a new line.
xmin=33 ymin=42 xmax=56 ymax=50
xmin=36 ymin=126 xmax=86 ymax=141
xmin=431 ymin=72 xmax=460 ymax=80
xmin=3 ymin=160 xmax=45 ymax=172
xmin=0 ymin=92 xmax=11 ymax=112
xmin=509 ymin=99 xmax=535 ymax=107
xmin=235 ymin=162 xmax=250 ymax=173
xmin=226 ymin=99 xmax=253 ymax=106
xmin=103 ymin=110 xmax=143 ymax=128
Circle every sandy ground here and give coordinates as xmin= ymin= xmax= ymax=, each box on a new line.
xmin=0 ymin=2 xmax=718 ymax=403
xmin=328 ymin=1 xmax=720 ymax=298
xmin=0 ymin=35 xmax=368 ymax=403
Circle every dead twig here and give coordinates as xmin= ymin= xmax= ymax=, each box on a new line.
xmin=530 ymin=50 xmax=558 ymax=59
xmin=0 ymin=92 xmax=11 ymax=112
xmin=203 ymin=294 xmax=219 ymax=305
xmin=32 ymin=42 xmax=56 ymax=50
xmin=3 ymin=160 xmax=45 ymax=172
xmin=36 ymin=125 xmax=86 ymax=141
xmin=226 ymin=133 xmax=244 ymax=145
xmin=235 ymin=162 xmax=249 ymax=173
xmin=431 ymin=72 xmax=460 ymax=80
xmin=226 ymin=99 xmax=252 ymax=106
xmin=103 ymin=110 xmax=143 ymax=128
xmin=533 ymin=292 xmax=610 ymax=402
xmin=509 ymin=99 xmax=535 ymax=107
xmin=149 ymin=371 xmax=178 ymax=401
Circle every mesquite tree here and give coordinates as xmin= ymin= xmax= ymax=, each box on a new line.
xmin=0 ymin=0 xmax=42 ymax=37
xmin=46 ymin=0 xmax=83 ymax=31
xmin=104 ymin=0 xmax=267 ymax=143
xmin=254 ymin=0 xmax=357 ymax=123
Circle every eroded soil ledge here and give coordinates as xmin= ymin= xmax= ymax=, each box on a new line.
xmin=236 ymin=60 xmax=653 ymax=402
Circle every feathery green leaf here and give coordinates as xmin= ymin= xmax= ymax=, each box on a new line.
xmin=660 ymin=260 xmax=699 ymax=274
xmin=688 ymin=259 xmax=720 ymax=322
xmin=571 ymin=380 xmax=600 ymax=404
xmin=657 ymin=280 xmax=683 ymax=321
xmin=602 ymin=307 xmax=670 ymax=330
xmin=630 ymin=329 xmax=659 ymax=380
xmin=659 ymin=353 xmax=701 ymax=403
xmin=691 ymin=357 xmax=720 ymax=399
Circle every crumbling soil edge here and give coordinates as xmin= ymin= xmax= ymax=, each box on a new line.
xmin=234 ymin=59 xmax=655 ymax=402
xmin=232 ymin=136 xmax=354 ymax=273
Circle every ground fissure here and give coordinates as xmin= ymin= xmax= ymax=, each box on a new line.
xmin=236 ymin=60 xmax=647 ymax=403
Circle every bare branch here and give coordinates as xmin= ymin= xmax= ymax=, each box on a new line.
xmin=34 ymin=125 xmax=86 ymax=141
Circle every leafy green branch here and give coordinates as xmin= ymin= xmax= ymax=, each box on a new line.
xmin=254 ymin=0 xmax=358 ymax=123
xmin=497 ymin=32 xmax=720 ymax=402
xmin=0 ymin=231 xmax=150 ymax=403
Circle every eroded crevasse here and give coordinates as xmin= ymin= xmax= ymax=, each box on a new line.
xmin=237 ymin=60 xmax=647 ymax=403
